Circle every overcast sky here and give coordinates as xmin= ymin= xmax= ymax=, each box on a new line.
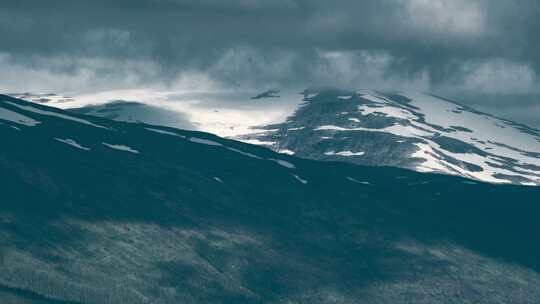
xmin=1 ymin=0 xmax=540 ymax=127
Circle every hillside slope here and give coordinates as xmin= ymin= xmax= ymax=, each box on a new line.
xmin=1 ymin=95 xmax=539 ymax=303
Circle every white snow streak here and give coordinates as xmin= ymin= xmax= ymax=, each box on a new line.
xmin=325 ymin=151 xmax=365 ymax=156
xmin=271 ymin=159 xmax=296 ymax=169
xmin=55 ymin=138 xmax=90 ymax=151
xmin=189 ymin=137 xmax=222 ymax=146
xmin=145 ymin=128 xmax=186 ymax=138
xmin=102 ymin=143 xmax=139 ymax=154
xmin=292 ymin=174 xmax=308 ymax=184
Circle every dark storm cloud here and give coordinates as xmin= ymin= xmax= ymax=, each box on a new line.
xmin=1 ymin=0 xmax=540 ymax=126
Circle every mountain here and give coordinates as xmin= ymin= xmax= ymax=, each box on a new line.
xmin=8 ymin=93 xmax=76 ymax=104
xmin=1 ymin=94 xmax=540 ymax=303
xmin=237 ymin=89 xmax=540 ymax=186
xmin=60 ymin=90 xmax=301 ymax=138
xmin=69 ymin=100 xmax=195 ymax=130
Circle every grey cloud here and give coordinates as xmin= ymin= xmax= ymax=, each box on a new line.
xmin=0 ymin=0 xmax=539 ymax=125
xmin=1 ymin=1 xmax=539 ymax=81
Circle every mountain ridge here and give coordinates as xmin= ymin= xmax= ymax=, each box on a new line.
xmin=237 ymin=89 xmax=540 ymax=186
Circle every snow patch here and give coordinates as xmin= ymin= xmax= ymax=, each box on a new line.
xmin=145 ymin=128 xmax=186 ymax=138
xmin=103 ymin=143 xmax=139 ymax=154
xmin=292 ymin=174 xmax=308 ymax=184
xmin=358 ymin=104 xmax=417 ymax=121
xmin=6 ymin=102 xmax=109 ymax=130
xmin=325 ymin=151 xmax=365 ymax=157
xmin=225 ymin=147 xmax=262 ymax=159
xmin=346 ymin=177 xmax=371 ymax=185
xmin=315 ymin=124 xmax=432 ymax=137
xmin=271 ymin=159 xmax=296 ymax=169
xmin=359 ymin=94 xmax=388 ymax=103
xmin=0 ymin=107 xmax=41 ymax=126
xmin=55 ymin=138 xmax=90 ymax=151
xmin=189 ymin=137 xmax=222 ymax=146
xmin=411 ymin=141 xmax=515 ymax=184
xmin=278 ymin=149 xmax=295 ymax=155
xmin=240 ymin=139 xmax=276 ymax=146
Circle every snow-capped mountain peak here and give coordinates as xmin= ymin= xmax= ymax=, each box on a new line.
xmin=238 ymin=90 xmax=540 ymax=186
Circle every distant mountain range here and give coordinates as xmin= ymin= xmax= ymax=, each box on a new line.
xmin=36 ymin=89 xmax=540 ymax=186
xmin=9 ymin=92 xmax=76 ymax=104
xmin=2 ymin=94 xmax=540 ymax=303
xmin=237 ymin=89 xmax=540 ymax=186
xmin=69 ymin=100 xmax=195 ymax=130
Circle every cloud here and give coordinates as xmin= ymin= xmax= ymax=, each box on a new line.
xmin=208 ymin=46 xmax=297 ymax=89
xmin=309 ymin=50 xmax=431 ymax=91
xmin=458 ymin=59 xmax=537 ymax=95
xmin=402 ymin=0 xmax=485 ymax=37
xmin=0 ymin=52 xmax=165 ymax=94
xmin=0 ymin=0 xmax=539 ymax=126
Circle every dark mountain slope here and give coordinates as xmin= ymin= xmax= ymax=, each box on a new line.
xmin=0 ymin=95 xmax=539 ymax=303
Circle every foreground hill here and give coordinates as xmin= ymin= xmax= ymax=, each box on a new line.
xmin=238 ymin=89 xmax=540 ymax=186
xmin=1 ymin=94 xmax=539 ymax=303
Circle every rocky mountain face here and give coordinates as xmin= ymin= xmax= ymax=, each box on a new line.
xmin=238 ymin=89 xmax=540 ymax=186
xmin=1 ymin=94 xmax=540 ymax=303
